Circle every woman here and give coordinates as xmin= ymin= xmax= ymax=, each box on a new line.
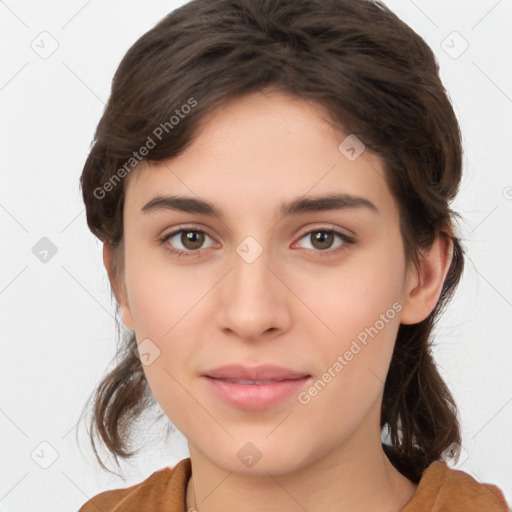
xmin=78 ymin=0 xmax=509 ymax=510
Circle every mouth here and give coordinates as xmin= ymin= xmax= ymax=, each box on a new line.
xmin=203 ymin=363 xmax=311 ymax=382
xmin=202 ymin=375 xmax=312 ymax=410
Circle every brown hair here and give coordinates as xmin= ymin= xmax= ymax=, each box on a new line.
xmin=79 ymin=0 xmax=465 ymax=483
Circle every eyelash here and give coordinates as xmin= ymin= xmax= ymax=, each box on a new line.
xmin=158 ymin=226 xmax=355 ymax=258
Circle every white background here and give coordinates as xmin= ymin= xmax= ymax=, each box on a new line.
xmin=1 ymin=0 xmax=511 ymax=510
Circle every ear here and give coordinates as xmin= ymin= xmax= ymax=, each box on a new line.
xmin=103 ymin=242 xmax=135 ymax=331
xmin=400 ymin=234 xmax=453 ymax=325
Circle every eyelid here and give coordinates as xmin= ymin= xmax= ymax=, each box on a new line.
xmin=160 ymin=223 xmax=216 ymax=240
xmin=296 ymin=223 xmax=355 ymax=240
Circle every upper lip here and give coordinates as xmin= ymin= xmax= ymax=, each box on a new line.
xmin=203 ymin=364 xmax=310 ymax=381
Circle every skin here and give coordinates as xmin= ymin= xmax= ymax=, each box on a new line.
xmin=104 ymin=91 xmax=453 ymax=512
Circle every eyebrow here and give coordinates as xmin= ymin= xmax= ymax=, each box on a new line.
xmin=140 ymin=192 xmax=379 ymax=218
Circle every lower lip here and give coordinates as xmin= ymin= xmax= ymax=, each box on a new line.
xmin=203 ymin=376 xmax=311 ymax=410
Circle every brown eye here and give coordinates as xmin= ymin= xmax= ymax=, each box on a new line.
xmin=296 ymin=229 xmax=354 ymax=256
xmin=310 ymin=231 xmax=335 ymax=250
xmin=161 ymin=228 xmax=215 ymax=256
xmin=180 ymin=230 xmax=205 ymax=250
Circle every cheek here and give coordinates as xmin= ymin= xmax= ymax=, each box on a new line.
xmin=293 ymin=238 xmax=405 ymax=398
xmin=294 ymin=280 xmax=402 ymax=446
xmin=124 ymin=248 xmax=204 ymax=338
xmin=124 ymin=262 xmax=202 ymax=428
xmin=123 ymin=251 xmax=207 ymax=385
xmin=298 ymin=239 xmax=405 ymax=339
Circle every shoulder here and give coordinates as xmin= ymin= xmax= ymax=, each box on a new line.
xmin=402 ymin=460 xmax=510 ymax=512
xmin=78 ymin=458 xmax=191 ymax=512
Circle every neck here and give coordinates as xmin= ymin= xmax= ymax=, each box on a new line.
xmin=185 ymin=407 xmax=418 ymax=512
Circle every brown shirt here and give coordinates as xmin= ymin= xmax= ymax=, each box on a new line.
xmin=78 ymin=458 xmax=510 ymax=512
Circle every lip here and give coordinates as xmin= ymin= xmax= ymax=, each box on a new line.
xmin=203 ymin=364 xmax=310 ymax=381
xmin=202 ymin=364 xmax=312 ymax=410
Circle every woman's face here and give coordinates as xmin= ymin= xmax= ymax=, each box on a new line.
xmin=116 ymin=91 xmax=417 ymax=475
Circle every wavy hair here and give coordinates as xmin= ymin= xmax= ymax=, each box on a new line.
xmin=79 ymin=0 xmax=464 ymax=483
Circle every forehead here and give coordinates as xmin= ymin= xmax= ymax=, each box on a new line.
xmin=123 ymin=92 xmax=396 ymax=221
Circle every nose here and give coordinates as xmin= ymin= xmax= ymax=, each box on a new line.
xmin=215 ymin=237 xmax=291 ymax=341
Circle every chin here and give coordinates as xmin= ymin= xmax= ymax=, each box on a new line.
xmin=197 ymin=436 xmax=317 ymax=477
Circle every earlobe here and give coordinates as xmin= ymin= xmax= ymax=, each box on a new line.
xmin=103 ymin=242 xmax=135 ymax=331
xmin=400 ymin=234 xmax=453 ymax=325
